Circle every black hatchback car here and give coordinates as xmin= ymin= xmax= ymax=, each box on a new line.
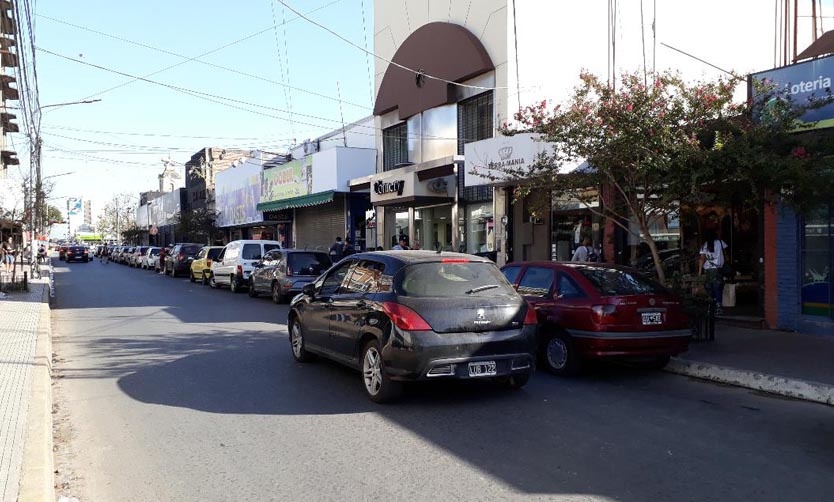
xmin=288 ymin=251 xmax=537 ymax=402
xmin=164 ymin=243 xmax=203 ymax=277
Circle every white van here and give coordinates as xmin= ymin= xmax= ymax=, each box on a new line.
xmin=210 ymin=240 xmax=283 ymax=293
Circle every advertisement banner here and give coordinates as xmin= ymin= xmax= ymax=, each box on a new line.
xmin=751 ymin=55 xmax=834 ymax=130
xmin=216 ymin=160 xmax=263 ymax=227
xmin=261 ymin=159 xmax=309 ymax=203
xmin=67 ymin=197 xmax=82 ymax=216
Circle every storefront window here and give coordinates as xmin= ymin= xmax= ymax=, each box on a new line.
xmin=465 ymin=203 xmax=493 ymax=254
xmin=801 ymin=204 xmax=833 ymax=318
xmin=393 ymin=211 xmax=409 ymax=248
xmin=414 ymin=205 xmax=453 ymax=251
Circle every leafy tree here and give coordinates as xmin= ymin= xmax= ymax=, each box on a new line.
xmin=171 ymin=208 xmax=218 ymax=244
xmin=494 ymin=70 xmax=834 ymax=284
xmin=96 ymin=194 xmax=137 ymax=243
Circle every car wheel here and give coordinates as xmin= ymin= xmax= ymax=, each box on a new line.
xmin=209 ymin=273 xmax=218 ymax=289
xmin=202 ymin=271 xmax=209 ymax=286
xmin=271 ymin=282 xmax=285 ymax=304
xmin=289 ymin=317 xmax=314 ymax=363
xmin=190 ymin=270 xmax=196 ymax=283
xmin=230 ymin=275 xmax=240 ymax=293
xmin=361 ymin=339 xmax=402 ymax=403
xmin=495 ymin=371 xmax=531 ymax=389
xmin=248 ymin=278 xmax=258 ymax=297
xmin=541 ymin=331 xmax=582 ymax=376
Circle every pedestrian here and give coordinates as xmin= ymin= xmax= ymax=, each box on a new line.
xmin=342 ymin=237 xmax=355 ymax=257
xmin=571 ymin=237 xmax=596 ymax=262
xmin=329 ymin=236 xmax=344 ymax=261
xmin=392 ymin=236 xmax=409 ymax=250
xmin=2 ymin=237 xmax=15 ymax=272
xmin=698 ymin=229 xmax=729 ymax=313
xmin=158 ymin=245 xmax=167 ymax=273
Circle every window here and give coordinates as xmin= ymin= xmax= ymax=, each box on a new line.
xmin=399 ymin=262 xmax=514 ymax=297
xmin=288 ymin=252 xmax=331 ymax=277
xmin=801 ymin=203 xmax=833 ymax=319
xmin=502 ymin=266 xmax=522 ymax=285
xmin=320 ymin=261 xmax=354 ymax=296
xmin=383 ymin=122 xmax=408 ymax=171
xmin=344 ymin=261 xmax=385 ymax=294
xmin=517 ymin=267 xmax=555 ymax=298
xmin=196 ymin=249 xmax=207 ymax=259
xmin=207 ymin=248 xmax=223 ymax=260
xmin=577 ymin=267 xmax=666 ymax=296
xmin=263 ymin=250 xmax=282 ymax=264
xmin=557 ymin=273 xmax=585 ymax=299
xmin=263 ymin=244 xmax=281 ymax=253
xmin=241 ymin=244 xmax=261 ymax=260
xmin=458 ymin=92 xmax=494 ymax=202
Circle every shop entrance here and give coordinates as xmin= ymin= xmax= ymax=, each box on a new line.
xmin=415 ymin=204 xmax=453 ymax=251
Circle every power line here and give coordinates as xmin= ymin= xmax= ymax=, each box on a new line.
xmin=272 ymin=0 xmax=511 ymax=91
xmin=40 ymin=124 xmax=305 ymax=142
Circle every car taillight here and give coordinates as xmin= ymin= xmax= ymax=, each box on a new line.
xmin=177 ymin=253 xmax=184 ymax=261
xmin=382 ymin=302 xmax=432 ymax=331
xmin=523 ymin=305 xmax=538 ymax=325
xmin=236 ymin=265 xmax=243 ymax=275
xmin=591 ymin=304 xmax=618 ymax=323
xmin=206 ymin=259 xmax=212 ymax=266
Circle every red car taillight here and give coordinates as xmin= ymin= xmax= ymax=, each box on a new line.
xmin=382 ymin=302 xmax=432 ymax=331
xmin=523 ymin=305 xmax=538 ymax=325
xmin=591 ymin=304 xmax=618 ymax=324
xmin=177 ymin=253 xmax=184 ymax=261
xmin=236 ymin=265 xmax=243 ymax=275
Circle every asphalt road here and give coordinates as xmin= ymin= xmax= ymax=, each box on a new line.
xmin=50 ymin=256 xmax=834 ymax=502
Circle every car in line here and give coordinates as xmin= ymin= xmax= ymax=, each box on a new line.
xmin=129 ymin=246 xmax=150 ymax=267
xmin=141 ymin=246 xmax=161 ymax=270
xmin=164 ymin=243 xmax=203 ymax=277
xmin=64 ymin=245 xmax=91 ymax=263
xmin=189 ymin=246 xmax=224 ymax=284
xmin=288 ymin=251 xmax=537 ymax=403
xmin=248 ymin=249 xmax=331 ymax=303
xmin=501 ymin=261 xmax=691 ymax=376
xmin=58 ymin=244 xmax=68 ymax=261
xmin=210 ymin=239 xmax=282 ymax=293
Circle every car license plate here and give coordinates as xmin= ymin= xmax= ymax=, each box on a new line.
xmin=641 ymin=312 xmax=663 ymax=325
xmin=468 ymin=361 xmax=497 ymax=377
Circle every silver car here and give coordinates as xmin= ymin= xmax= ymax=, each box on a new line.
xmin=248 ymin=249 xmax=332 ymax=303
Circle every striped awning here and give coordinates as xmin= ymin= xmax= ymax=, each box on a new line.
xmin=256 ymin=190 xmax=335 ymax=212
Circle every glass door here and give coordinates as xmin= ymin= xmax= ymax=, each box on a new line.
xmin=801 ymin=203 xmax=833 ymax=319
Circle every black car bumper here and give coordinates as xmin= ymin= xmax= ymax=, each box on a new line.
xmin=382 ymin=325 xmax=536 ymax=381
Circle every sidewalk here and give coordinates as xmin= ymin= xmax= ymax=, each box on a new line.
xmin=667 ymin=324 xmax=834 ymax=406
xmin=0 ymin=272 xmax=54 ymax=502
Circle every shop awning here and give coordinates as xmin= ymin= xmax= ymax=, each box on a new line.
xmin=257 ymin=190 xmax=335 ymax=212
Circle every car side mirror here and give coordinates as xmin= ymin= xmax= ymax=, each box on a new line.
xmin=302 ymin=283 xmax=316 ymax=297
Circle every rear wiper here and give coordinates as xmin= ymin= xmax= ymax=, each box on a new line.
xmin=465 ymin=284 xmax=500 ymax=294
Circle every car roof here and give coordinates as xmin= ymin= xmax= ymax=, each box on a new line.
xmin=349 ymin=250 xmax=493 ymax=265
xmin=226 ymin=239 xmax=282 ymax=245
xmin=278 ymin=249 xmax=329 ymax=254
xmin=503 ymin=261 xmax=639 ymax=273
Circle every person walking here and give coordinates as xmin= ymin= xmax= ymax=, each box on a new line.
xmin=2 ymin=237 xmax=15 ymax=272
xmin=329 ymin=236 xmax=344 ymax=262
xmin=698 ymin=229 xmax=729 ymax=313
xmin=392 ymin=236 xmax=409 ymax=250
xmin=342 ymin=237 xmax=355 ymax=257
xmin=157 ymin=245 xmax=167 ymax=273
xmin=571 ymin=237 xmax=596 ymax=262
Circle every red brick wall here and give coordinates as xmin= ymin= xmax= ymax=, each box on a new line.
xmin=763 ymin=202 xmax=778 ymax=329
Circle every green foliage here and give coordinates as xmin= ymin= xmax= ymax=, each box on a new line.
xmin=171 ymin=208 xmax=217 ymax=244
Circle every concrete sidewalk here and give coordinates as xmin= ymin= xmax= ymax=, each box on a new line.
xmin=667 ymin=324 xmax=834 ymax=406
xmin=0 ymin=275 xmax=54 ymax=502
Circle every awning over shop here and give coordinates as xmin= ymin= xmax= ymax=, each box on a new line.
xmin=257 ymin=190 xmax=335 ymax=212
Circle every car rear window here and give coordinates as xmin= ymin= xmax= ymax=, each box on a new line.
xmin=207 ymin=248 xmax=223 ymax=260
xmin=288 ymin=253 xmax=331 ymax=276
xmin=577 ymin=267 xmax=667 ymax=296
xmin=150 ymin=248 xmax=160 ymax=255
xmin=242 ymin=244 xmax=262 ymax=260
xmin=398 ymin=261 xmax=516 ymax=297
xmin=263 ymin=244 xmax=281 ymax=253
xmin=181 ymin=245 xmax=201 ymax=255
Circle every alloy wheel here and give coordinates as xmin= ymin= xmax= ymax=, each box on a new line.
xmin=546 ymin=337 xmax=568 ymax=370
xmin=291 ymin=323 xmax=303 ymax=358
xmin=363 ymin=346 xmax=383 ymax=396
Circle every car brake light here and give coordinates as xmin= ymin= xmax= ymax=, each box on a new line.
xmin=382 ymin=302 xmax=432 ymax=331
xmin=591 ymin=304 xmax=618 ymax=322
xmin=441 ymin=258 xmax=469 ymax=263
xmin=523 ymin=305 xmax=538 ymax=325
xmin=236 ymin=265 xmax=243 ymax=275
xmin=177 ymin=253 xmax=184 ymax=261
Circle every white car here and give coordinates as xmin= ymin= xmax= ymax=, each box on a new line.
xmin=210 ymin=240 xmax=283 ymax=293
xmin=143 ymin=247 xmax=162 ymax=270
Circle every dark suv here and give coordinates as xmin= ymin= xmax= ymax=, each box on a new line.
xmin=65 ymin=245 xmax=90 ymax=263
xmin=164 ymin=243 xmax=203 ymax=277
xmin=248 ymin=249 xmax=332 ymax=303
xmin=288 ymin=251 xmax=537 ymax=403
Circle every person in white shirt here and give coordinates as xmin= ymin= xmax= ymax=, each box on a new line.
xmin=571 ymin=237 xmax=594 ymax=262
xmin=698 ymin=229 xmax=729 ymax=313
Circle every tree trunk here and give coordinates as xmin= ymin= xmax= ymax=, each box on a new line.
xmin=639 ymin=219 xmax=666 ymax=285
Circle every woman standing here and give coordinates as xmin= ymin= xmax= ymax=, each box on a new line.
xmin=698 ymin=229 xmax=729 ymax=313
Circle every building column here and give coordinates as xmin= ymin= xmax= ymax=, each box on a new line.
xmin=494 ymin=187 xmax=507 ymax=267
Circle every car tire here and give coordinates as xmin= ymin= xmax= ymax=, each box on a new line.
xmin=271 ymin=282 xmax=285 ymax=304
xmin=230 ymin=275 xmax=241 ymax=293
xmin=540 ymin=331 xmax=582 ymax=376
xmin=190 ymin=270 xmax=196 ymax=283
xmin=495 ymin=371 xmax=531 ymax=389
xmin=171 ymin=266 xmax=178 ymax=278
xmin=361 ymin=339 xmax=402 ymax=404
xmin=209 ymin=273 xmax=218 ymax=289
xmin=202 ymin=271 xmax=209 ymax=286
xmin=248 ymin=278 xmax=258 ymax=297
xmin=289 ymin=317 xmax=314 ymax=363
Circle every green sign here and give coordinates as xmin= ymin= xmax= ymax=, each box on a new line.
xmin=261 ymin=159 xmax=308 ymax=203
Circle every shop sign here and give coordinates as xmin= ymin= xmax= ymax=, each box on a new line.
xmin=370 ymin=170 xmax=455 ymax=204
xmin=261 ymin=159 xmax=311 ymax=203
xmin=751 ymin=54 xmax=834 ymax=130
xmin=464 ymin=133 xmax=554 ymax=187
xmin=373 ymin=179 xmax=405 ymax=196
xmin=216 ymin=160 xmax=263 ymax=227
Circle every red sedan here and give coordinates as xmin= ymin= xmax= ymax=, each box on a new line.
xmin=501 ymin=261 xmax=691 ymax=376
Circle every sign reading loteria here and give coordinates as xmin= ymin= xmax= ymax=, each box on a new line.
xmin=261 ymin=159 xmax=309 ymax=203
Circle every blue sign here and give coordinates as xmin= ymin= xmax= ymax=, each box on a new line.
xmin=751 ymin=55 xmax=834 ymax=129
xmin=67 ymin=197 xmax=82 ymax=216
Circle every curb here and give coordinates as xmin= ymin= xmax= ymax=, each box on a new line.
xmin=666 ymin=357 xmax=834 ymax=407
xmin=17 ymin=282 xmax=56 ymax=502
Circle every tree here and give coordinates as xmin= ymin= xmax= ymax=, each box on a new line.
xmin=171 ymin=208 xmax=218 ymax=244
xmin=97 ymin=194 xmax=137 ymax=243
xmin=495 ymin=70 xmax=834 ymax=284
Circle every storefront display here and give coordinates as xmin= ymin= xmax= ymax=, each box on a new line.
xmin=801 ymin=203 xmax=833 ymax=318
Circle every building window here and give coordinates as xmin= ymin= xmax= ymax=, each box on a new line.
xmin=382 ymin=122 xmax=408 ymax=171
xmin=801 ymin=202 xmax=833 ymax=319
xmin=458 ymin=92 xmax=494 ymax=202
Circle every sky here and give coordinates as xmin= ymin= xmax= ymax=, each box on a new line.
xmin=12 ymin=0 xmax=376 ymax=217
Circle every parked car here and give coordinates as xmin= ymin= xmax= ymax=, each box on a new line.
xmin=119 ymin=246 xmax=134 ymax=264
xmin=210 ymin=240 xmax=283 ymax=292
xmin=64 ymin=245 xmax=90 ymax=263
xmin=58 ymin=244 xmax=68 ymax=261
xmin=189 ymin=246 xmax=224 ymax=284
xmin=164 ymin=243 xmax=203 ymax=277
xmin=248 ymin=249 xmax=331 ymax=303
xmin=500 ymin=261 xmax=691 ymax=376
xmin=288 ymin=251 xmax=537 ymax=402
xmin=129 ymin=246 xmax=150 ymax=267
xmin=142 ymin=247 xmax=161 ymax=270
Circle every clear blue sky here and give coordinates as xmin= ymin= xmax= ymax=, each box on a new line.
xmin=23 ymin=0 xmax=375 ymax=215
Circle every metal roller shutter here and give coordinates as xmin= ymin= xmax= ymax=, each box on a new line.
xmin=295 ymin=195 xmax=345 ymax=252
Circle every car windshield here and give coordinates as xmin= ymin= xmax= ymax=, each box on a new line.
xmin=207 ymin=248 xmax=223 ymax=260
xmin=577 ymin=266 xmax=667 ymax=296
xmin=288 ymin=253 xmax=331 ymax=276
xmin=181 ymin=245 xmax=201 ymax=255
xmin=398 ymin=261 xmax=515 ymax=297
xmin=150 ymin=249 xmax=160 ymax=255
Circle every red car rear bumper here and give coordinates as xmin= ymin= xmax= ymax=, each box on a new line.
xmin=570 ymin=329 xmax=690 ymax=358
